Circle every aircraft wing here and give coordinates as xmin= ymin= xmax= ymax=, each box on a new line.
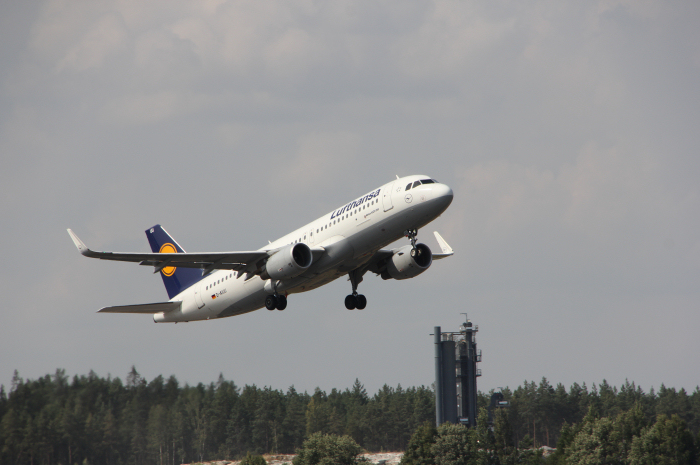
xmin=67 ymin=229 xmax=269 ymax=273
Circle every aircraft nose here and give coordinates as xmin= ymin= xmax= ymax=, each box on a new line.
xmin=435 ymin=183 xmax=454 ymax=205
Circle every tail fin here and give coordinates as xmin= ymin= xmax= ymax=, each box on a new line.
xmin=145 ymin=225 xmax=203 ymax=299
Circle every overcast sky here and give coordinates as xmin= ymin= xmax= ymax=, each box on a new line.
xmin=1 ymin=0 xmax=698 ymax=396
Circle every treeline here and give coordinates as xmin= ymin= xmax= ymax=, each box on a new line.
xmin=0 ymin=368 xmax=434 ymax=465
xmin=497 ymin=377 xmax=700 ymax=449
xmin=401 ymin=405 xmax=700 ymax=465
xmin=1 ymin=370 xmax=699 ymax=465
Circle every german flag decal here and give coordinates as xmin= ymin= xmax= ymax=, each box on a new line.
xmin=211 ymin=295 xmax=216 ymax=300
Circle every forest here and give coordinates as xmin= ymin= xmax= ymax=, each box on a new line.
xmin=1 ymin=368 xmax=698 ymax=465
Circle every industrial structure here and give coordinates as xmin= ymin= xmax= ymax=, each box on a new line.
xmin=433 ymin=315 xmax=481 ymax=427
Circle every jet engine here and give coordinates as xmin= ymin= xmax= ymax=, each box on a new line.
xmin=381 ymin=243 xmax=432 ymax=280
xmin=261 ymin=243 xmax=313 ymax=280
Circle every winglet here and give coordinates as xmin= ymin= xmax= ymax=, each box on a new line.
xmin=433 ymin=231 xmax=454 ymax=256
xmin=67 ymin=229 xmax=91 ymax=255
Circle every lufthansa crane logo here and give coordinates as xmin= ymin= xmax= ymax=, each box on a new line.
xmin=159 ymin=243 xmax=177 ymax=276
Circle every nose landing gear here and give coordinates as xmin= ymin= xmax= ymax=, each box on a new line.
xmin=405 ymin=229 xmax=418 ymax=249
xmin=404 ymin=228 xmax=425 ymax=258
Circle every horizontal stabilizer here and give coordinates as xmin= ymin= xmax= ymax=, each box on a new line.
xmin=432 ymin=231 xmax=454 ymax=260
xmin=97 ymin=301 xmax=181 ymax=314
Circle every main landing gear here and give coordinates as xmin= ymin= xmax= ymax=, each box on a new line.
xmin=345 ymin=293 xmax=366 ymax=310
xmin=345 ymin=269 xmax=367 ymax=310
xmin=265 ymin=294 xmax=287 ymax=311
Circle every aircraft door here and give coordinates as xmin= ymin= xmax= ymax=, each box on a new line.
xmin=309 ymin=228 xmax=315 ymax=244
xmin=194 ymin=282 xmax=205 ymax=309
xmin=382 ymin=181 xmax=395 ymax=212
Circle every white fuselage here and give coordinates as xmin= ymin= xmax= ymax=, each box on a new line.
xmin=154 ymin=175 xmax=453 ymax=322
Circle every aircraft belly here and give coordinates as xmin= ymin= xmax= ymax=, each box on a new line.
xmin=216 ymin=275 xmax=267 ymax=318
xmin=287 ymin=269 xmax=345 ymax=293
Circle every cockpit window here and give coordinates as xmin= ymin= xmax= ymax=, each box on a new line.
xmin=420 ymin=179 xmax=435 ymax=184
xmin=405 ymin=183 xmax=412 ymax=191
xmin=412 ymin=180 xmax=422 ymax=188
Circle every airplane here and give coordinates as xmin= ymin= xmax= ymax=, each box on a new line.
xmin=67 ymin=174 xmax=454 ymax=323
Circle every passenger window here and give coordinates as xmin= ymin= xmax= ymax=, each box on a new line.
xmin=412 ymin=181 xmax=422 ymax=188
xmin=406 ymin=183 xmax=412 ymax=191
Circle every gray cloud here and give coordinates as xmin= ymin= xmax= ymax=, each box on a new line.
xmin=1 ymin=0 xmax=698 ymax=394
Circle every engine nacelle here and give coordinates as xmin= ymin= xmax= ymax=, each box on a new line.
xmin=261 ymin=243 xmax=313 ymax=281
xmin=381 ymin=243 xmax=432 ymax=280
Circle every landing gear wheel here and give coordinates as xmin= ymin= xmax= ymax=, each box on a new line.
xmin=345 ymin=295 xmax=357 ymax=310
xmin=356 ymin=294 xmax=367 ymax=310
xmin=276 ymin=295 xmax=287 ymax=310
xmin=265 ymin=295 xmax=277 ymax=310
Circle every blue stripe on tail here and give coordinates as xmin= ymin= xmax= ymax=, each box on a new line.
xmin=145 ymin=225 xmax=203 ymax=299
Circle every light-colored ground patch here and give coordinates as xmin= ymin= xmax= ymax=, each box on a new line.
xmin=188 ymin=452 xmax=403 ymax=465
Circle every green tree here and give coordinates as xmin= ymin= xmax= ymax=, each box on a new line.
xmin=240 ymin=451 xmax=268 ymax=465
xmin=253 ymin=387 xmax=285 ymax=453
xmin=292 ymin=432 xmax=368 ymax=465
xmin=431 ymin=423 xmax=475 ymax=465
xmin=280 ymin=386 xmax=308 ymax=453
xmin=628 ymin=414 xmax=697 ymax=465
xmin=345 ymin=380 xmax=369 ymax=446
xmin=564 ymin=404 xmax=649 ymax=465
xmin=566 ymin=416 xmax=620 ymax=464
xmin=147 ymin=404 xmax=170 ymax=465
xmin=493 ymin=408 xmax=518 ymax=465
xmin=306 ymin=389 xmax=331 ymax=437
xmin=400 ymin=421 xmax=437 ymax=465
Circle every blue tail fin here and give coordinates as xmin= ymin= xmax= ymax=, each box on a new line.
xmin=145 ymin=225 xmax=203 ymax=299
